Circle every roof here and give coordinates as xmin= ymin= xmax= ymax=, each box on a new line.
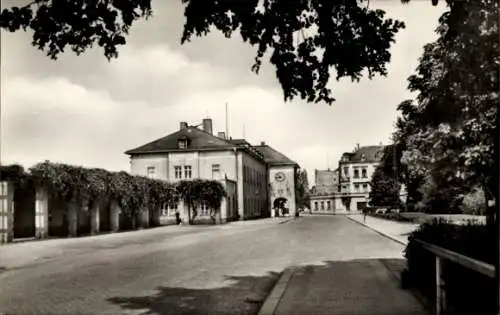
xmin=125 ymin=126 xmax=235 ymax=155
xmin=340 ymin=145 xmax=385 ymax=163
xmin=311 ymin=185 xmax=338 ymax=196
xmin=315 ymin=169 xmax=339 ymax=186
xmin=253 ymin=145 xmax=298 ymax=167
xmin=125 ymin=126 xmax=298 ymax=167
xmin=228 ymin=139 xmax=251 ymax=146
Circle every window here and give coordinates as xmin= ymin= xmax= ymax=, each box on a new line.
xmin=314 ymin=202 xmax=318 ymax=210
xmin=146 ymin=166 xmax=155 ymax=178
xmin=360 ymin=154 xmax=366 ymax=161
xmin=178 ymin=139 xmax=187 ymax=149
xmin=327 ymin=201 xmax=331 ymax=210
xmin=212 ymin=164 xmax=221 ymax=179
xmin=320 ymin=201 xmax=324 ymax=210
xmin=354 ymin=183 xmax=360 ymax=191
xmin=174 ymin=166 xmax=182 ymax=179
xmin=184 ymin=165 xmax=192 ymax=179
xmin=199 ymin=202 xmax=210 ymax=216
xmin=362 ymin=168 xmax=367 ymax=178
xmin=343 ymin=167 xmax=349 ymax=177
xmin=353 ymin=169 xmax=359 ymax=179
xmin=363 ymin=183 xmax=368 ymax=192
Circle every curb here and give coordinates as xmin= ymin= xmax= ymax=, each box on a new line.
xmin=346 ymin=215 xmax=407 ymax=246
xmin=257 ymin=267 xmax=295 ymax=315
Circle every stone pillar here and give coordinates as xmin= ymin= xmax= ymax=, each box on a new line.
xmin=131 ymin=212 xmax=138 ymax=229
xmin=151 ymin=207 xmax=161 ymax=226
xmin=141 ymin=208 xmax=150 ymax=228
xmin=110 ymin=200 xmax=120 ymax=232
xmin=0 ymin=181 xmax=14 ymax=244
xmin=35 ymin=187 xmax=49 ymax=239
xmin=179 ymin=200 xmax=189 ymax=224
xmin=90 ymin=200 xmax=100 ymax=235
xmin=67 ymin=202 xmax=78 ymax=237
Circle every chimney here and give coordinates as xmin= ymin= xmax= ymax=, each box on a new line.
xmin=260 ymin=141 xmax=265 ymax=146
xmin=202 ymin=118 xmax=213 ymax=135
xmin=356 ymin=143 xmax=360 ymax=151
xmin=218 ymin=131 xmax=226 ymax=139
xmin=180 ymin=121 xmax=188 ymax=130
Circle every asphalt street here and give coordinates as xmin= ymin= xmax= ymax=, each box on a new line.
xmin=0 ymin=216 xmax=407 ymax=315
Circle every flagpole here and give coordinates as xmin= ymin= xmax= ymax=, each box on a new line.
xmin=225 ymin=103 xmax=229 ymax=138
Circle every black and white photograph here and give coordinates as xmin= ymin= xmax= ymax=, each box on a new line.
xmin=0 ymin=0 xmax=498 ymax=314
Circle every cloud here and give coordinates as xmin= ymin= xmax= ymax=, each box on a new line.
xmin=1 ymin=0 xmax=446 ymax=186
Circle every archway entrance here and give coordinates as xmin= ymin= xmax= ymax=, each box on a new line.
xmin=273 ymin=197 xmax=288 ymax=217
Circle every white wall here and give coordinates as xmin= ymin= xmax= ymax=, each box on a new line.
xmin=269 ymin=165 xmax=297 ymax=216
xmin=131 ymin=150 xmax=238 ymax=183
xmin=239 ymin=151 xmax=267 ymax=219
xmin=130 ymin=155 xmax=168 ymax=180
xmin=168 ymin=152 xmax=199 ymax=182
xmin=199 ymin=151 xmax=237 ymax=181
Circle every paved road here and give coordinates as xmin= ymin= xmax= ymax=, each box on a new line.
xmin=0 ymin=216 xmax=406 ymax=315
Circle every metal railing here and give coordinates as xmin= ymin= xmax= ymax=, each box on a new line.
xmin=414 ymin=239 xmax=496 ymax=315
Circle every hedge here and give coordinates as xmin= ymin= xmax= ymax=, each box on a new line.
xmin=405 ymin=220 xmax=497 ymax=314
xmin=1 ymin=161 xmax=227 ymax=218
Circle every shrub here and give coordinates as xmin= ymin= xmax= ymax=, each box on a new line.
xmin=405 ymin=220 xmax=497 ymax=314
xmin=29 ymin=161 xmax=179 ymax=216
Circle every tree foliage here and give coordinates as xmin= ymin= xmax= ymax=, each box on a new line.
xmin=0 ymin=0 xmax=152 ymax=59
xmin=295 ymin=168 xmax=310 ymax=209
xmin=29 ymin=161 xmax=178 ymax=215
xmin=176 ymin=179 xmax=227 ymax=223
xmin=369 ymin=163 xmax=401 ymax=208
xmin=0 ymin=0 xmax=450 ymax=104
xmin=392 ymin=0 xmax=498 ymax=217
xmin=0 ymin=164 xmax=29 ymax=188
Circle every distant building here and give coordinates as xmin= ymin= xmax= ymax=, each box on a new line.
xmin=309 ymin=144 xmax=386 ymax=213
xmin=125 ymin=118 xmax=299 ymax=224
xmin=309 ymin=168 xmax=339 ymax=214
xmin=337 ymin=144 xmax=385 ymax=212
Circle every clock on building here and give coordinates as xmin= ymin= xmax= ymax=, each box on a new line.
xmin=274 ymin=172 xmax=285 ymax=182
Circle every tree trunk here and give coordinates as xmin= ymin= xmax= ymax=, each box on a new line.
xmin=484 ymin=184 xmax=495 ymax=227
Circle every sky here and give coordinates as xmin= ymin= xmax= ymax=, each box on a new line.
xmin=0 ymin=0 xmax=445 ymax=186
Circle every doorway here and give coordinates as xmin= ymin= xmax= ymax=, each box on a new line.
xmin=273 ymin=197 xmax=288 ymax=216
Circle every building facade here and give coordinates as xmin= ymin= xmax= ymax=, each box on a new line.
xmin=309 ymin=168 xmax=339 ymax=214
xmin=337 ymin=144 xmax=385 ymax=212
xmin=125 ymin=118 xmax=299 ymax=224
xmin=309 ymin=144 xmax=386 ymax=213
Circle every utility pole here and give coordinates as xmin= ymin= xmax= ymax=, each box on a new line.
xmin=393 ymin=144 xmax=398 ymax=210
xmin=225 ymin=103 xmax=229 ymax=139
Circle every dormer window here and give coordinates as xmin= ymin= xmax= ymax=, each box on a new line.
xmin=177 ymin=136 xmax=188 ymax=149
xmin=360 ymin=154 xmax=366 ymax=162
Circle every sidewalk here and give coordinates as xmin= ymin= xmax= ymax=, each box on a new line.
xmin=259 ymin=259 xmax=428 ymax=315
xmin=347 ymin=214 xmax=420 ymax=245
xmin=258 ymin=215 xmax=428 ymax=315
